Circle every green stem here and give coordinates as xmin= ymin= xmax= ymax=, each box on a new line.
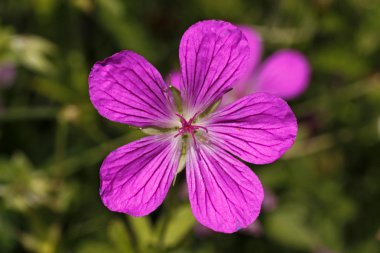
xmin=53 ymin=119 xmax=69 ymax=175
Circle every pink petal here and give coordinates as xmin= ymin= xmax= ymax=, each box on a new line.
xmin=100 ymin=135 xmax=181 ymax=216
xmin=218 ymin=26 xmax=262 ymax=107
xmin=203 ymin=93 xmax=297 ymax=164
xmin=167 ymin=70 xmax=182 ymax=90
xmin=235 ymin=25 xmax=262 ymax=88
xmin=89 ymin=50 xmax=177 ymax=128
xmin=0 ymin=62 xmax=17 ymax=88
xmin=255 ymin=49 xmax=311 ymax=100
xmin=186 ymin=143 xmax=264 ymax=233
xmin=179 ymin=20 xmax=249 ymax=117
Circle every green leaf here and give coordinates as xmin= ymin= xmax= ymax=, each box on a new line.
xmin=77 ymin=241 xmax=114 ymax=253
xmin=10 ymin=35 xmax=56 ymax=74
xmin=265 ymin=204 xmax=319 ymax=250
xmin=127 ymin=216 xmax=153 ymax=251
xmin=161 ymin=204 xmax=195 ymax=249
xmin=107 ymin=219 xmax=134 ymax=253
xmin=32 ymin=77 xmax=75 ymax=103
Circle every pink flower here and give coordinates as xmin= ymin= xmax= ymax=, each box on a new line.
xmin=170 ymin=26 xmax=311 ymax=104
xmin=230 ymin=26 xmax=311 ymax=102
xmin=89 ymin=20 xmax=297 ymax=233
xmin=0 ymin=62 xmax=17 ymax=88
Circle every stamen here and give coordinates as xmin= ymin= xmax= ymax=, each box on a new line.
xmin=175 ymin=113 xmax=208 ymax=145
xmin=188 ymin=111 xmax=201 ymax=125
xmin=175 ymin=113 xmax=187 ymax=125
xmin=193 ymin=125 xmax=208 ymax=133
xmin=174 ymin=129 xmax=183 ymax=138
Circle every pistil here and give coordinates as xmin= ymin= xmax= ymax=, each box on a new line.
xmin=174 ymin=113 xmax=208 ymax=145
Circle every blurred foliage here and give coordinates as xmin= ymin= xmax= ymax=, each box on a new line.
xmin=1 ymin=0 xmax=380 ymax=253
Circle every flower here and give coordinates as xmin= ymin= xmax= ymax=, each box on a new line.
xmin=169 ymin=26 xmax=311 ymax=105
xmin=0 ymin=62 xmax=17 ymax=88
xmin=225 ymin=26 xmax=311 ymax=103
xmin=89 ymin=20 xmax=297 ymax=233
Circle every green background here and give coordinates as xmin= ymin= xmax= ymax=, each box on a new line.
xmin=1 ymin=0 xmax=380 ymax=252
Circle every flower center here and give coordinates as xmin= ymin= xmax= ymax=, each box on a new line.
xmin=174 ymin=112 xmax=208 ymax=144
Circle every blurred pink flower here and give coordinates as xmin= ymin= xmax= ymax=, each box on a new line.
xmin=0 ymin=62 xmax=17 ymax=88
xmin=225 ymin=26 xmax=311 ymax=103
xmin=169 ymin=26 xmax=311 ymax=105
xmin=262 ymin=188 xmax=278 ymax=212
xmin=240 ymin=221 xmax=263 ymax=237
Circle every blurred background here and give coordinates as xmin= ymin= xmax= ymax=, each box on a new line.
xmin=1 ymin=0 xmax=380 ymax=252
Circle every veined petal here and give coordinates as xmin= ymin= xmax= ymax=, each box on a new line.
xmin=100 ymin=135 xmax=181 ymax=216
xmin=89 ymin=50 xmax=177 ymax=128
xmin=255 ymin=49 xmax=311 ymax=99
xmin=203 ymin=93 xmax=297 ymax=164
xmin=186 ymin=143 xmax=264 ymax=233
xmin=179 ymin=20 xmax=249 ymax=117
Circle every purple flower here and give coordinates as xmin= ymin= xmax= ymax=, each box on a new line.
xmin=170 ymin=26 xmax=311 ymax=104
xmin=0 ymin=62 xmax=17 ymax=88
xmin=89 ymin=20 xmax=297 ymax=233
xmin=240 ymin=221 xmax=263 ymax=237
xmin=262 ymin=188 xmax=278 ymax=212
xmin=229 ymin=26 xmax=311 ymax=102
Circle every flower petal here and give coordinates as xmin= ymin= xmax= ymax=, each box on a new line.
xmin=236 ymin=26 xmax=262 ymax=86
xmin=203 ymin=93 xmax=297 ymax=164
xmin=167 ymin=70 xmax=182 ymax=90
xmin=255 ymin=49 xmax=311 ymax=99
xmin=179 ymin=20 xmax=249 ymax=117
xmin=220 ymin=26 xmax=262 ymax=107
xmin=186 ymin=143 xmax=263 ymax=233
xmin=100 ymin=135 xmax=181 ymax=216
xmin=89 ymin=50 xmax=177 ymax=128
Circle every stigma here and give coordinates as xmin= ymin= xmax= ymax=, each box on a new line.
xmin=174 ymin=112 xmax=208 ymax=144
